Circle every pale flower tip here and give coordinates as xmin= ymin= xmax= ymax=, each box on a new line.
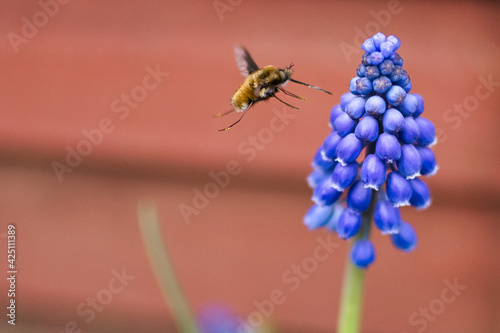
xmin=335 ymin=157 xmax=347 ymax=166
xmin=428 ymin=137 xmax=438 ymax=147
xmin=332 ymin=183 xmax=345 ymax=192
xmin=381 ymin=229 xmax=399 ymax=236
xmin=427 ymin=165 xmax=439 ymax=177
xmin=393 ymin=201 xmax=410 ymax=208
xmin=405 ymin=172 xmax=421 ymax=180
xmin=321 ymin=150 xmax=333 ymax=162
xmin=416 ymin=199 xmax=432 ymax=210
xmin=363 ymin=184 xmax=379 ymax=191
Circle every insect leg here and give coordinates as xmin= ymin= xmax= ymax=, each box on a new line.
xmin=278 ymin=87 xmax=306 ymax=100
xmin=290 ymin=79 xmax=332 ymax=95
xmin=217 ymin=103 xmax=254 ymax=132
xmin=271 ymin=94 xmax=299 ymax=110
xmin=213 ymin=108 xmax=236 ymax=118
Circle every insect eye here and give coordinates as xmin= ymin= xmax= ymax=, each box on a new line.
xmin=279 ymin=70 xmax=289 ymax=81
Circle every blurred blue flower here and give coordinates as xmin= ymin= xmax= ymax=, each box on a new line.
xmin=197 ymin=303 xmax=261 ymax=333
xmin=197 ymin=303 xmax=241 ymax=333
xmin=304 ymin=33 xmax=438 ymax=268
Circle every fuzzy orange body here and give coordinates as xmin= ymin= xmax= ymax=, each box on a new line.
xmin=231 ymin=65 xmax=290 ymax=112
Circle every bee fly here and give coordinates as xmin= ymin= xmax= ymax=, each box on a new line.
xmin=215 ymin=46 xmax=332 ymax=132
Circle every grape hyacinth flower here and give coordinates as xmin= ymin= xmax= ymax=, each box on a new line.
xmin=304 ymin=33 xmax=438 ymax=269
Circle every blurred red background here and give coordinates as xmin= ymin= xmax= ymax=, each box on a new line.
xmin=0 ymin=1 xmax=499 ymax=332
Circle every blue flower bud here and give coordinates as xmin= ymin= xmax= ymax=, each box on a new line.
xmin=386 ymin=85 xmax=407 ymax=106
xmin=356 ymin=64 xmax=366 ymax=77
xmin=350 ymin=239 xmax=376 ymax=269
xmin=364 ymin=95 xmax=386 ymax=117
xmin=374 ymin=200 xmax=401 ymax=234
xmin=332 ymin=161 xmax=358 ymax=191
xmin=412 ymin=94 xmax=425 ymax=117
xmin=304 ymin=204 xmax=334 ymax=230
xmin=398 ymin=117 xmax=420 ymax=144
xmin=330 ymin=104 xmax=344 ymax=127
xmin=313 ymin=147 xmax=335 ymax=171
xmin=398 ymin=93 xmax=418 ymax=117
xmin=409 ymin=178 xmax=431 ymax=209
xmin=416 ymin=146 xmax=438 ymax=176
xmin=382 ymin=108 xmax=404 ymax=133
xmin=336 ymin=208 xmax=361 ymax=239
xmin=415 ymin=117 xmax=436 ymax=147
xmin=335 ymin=133 xmax=364 ymax=165
xmin=389 ymin=66 xmax=404 ymax=82
xmin=360 ymin=154 xmax=386 ymax=190
xmin=373 ymin=75 xmax=392 ymax=94
xmin=356 ymin=77 xmax=373 ymax=95
xmin=365 ymin=65 xmax=381 ymax=80
xmin=386 ymin=171 xmax=412 ymax=207
xmin=312 ymin=177 xmax=343 ymax=206
xmin=355 ymin=115 xmax=379 ymax=142
xmin=390 ymin=220 xmax=417 ymax=252
xmin=369 ymin=52 xmax=384 ymax=66
xmin=396 ymin=144 xmax=422 ymax=179
xmin=361 ymin=53 xmax=370 ymax=66
xmin=340 ymin=92 xmax=357 ymax=110
xmin=307 ymin=169 xmax=328 ymax=188
xmin=397 ymin=70 xmax=411 ymax=87
xmin=349 ymin=77 xmax=360 ymax=95
xmin=372 ymin=32 xmax=386 ymax=49
xmin=379 ymin=60 xmax=394 ymax=75
xmin=321 ymin=131 xmax=342 ymax=160
xmin=380 ymin=41 xmax=395 ymax=58
xmin=347 ymin=180 xmax=373 ymax=213
xmin=389 ymin=52 xmax=403 ymax=66
xmin=403 ymin=80 xmax=412 ymax=93
xmin=345 ymin=97 xmax=366 ymax=120
xmin=361 ymin=38 xmax=377 ymax=53
xmin=333 ymin=113 xmax=358 ymax=137
xmin=386 ymin=35 xmax=401 ymax=50
xmin=375 ymin=133 xmax=401 ymax=163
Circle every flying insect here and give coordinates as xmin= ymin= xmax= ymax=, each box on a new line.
xmin=215 ymin=46 xmax=332 ymax=132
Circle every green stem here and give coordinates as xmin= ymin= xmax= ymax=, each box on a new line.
xmin=337 ymin=143 xmax=378 ymax=333
xmin=337 ymin=251 xmax=365 ymax=333
xmin=337 ymin=193 xmax=377 ymax=333
xmin=137 ymin=201 xmax=199 ymax=333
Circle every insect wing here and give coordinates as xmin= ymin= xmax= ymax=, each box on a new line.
xmin=234 ymin=46 xmax=259 ymax=77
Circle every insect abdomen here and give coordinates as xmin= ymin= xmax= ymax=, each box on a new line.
xmin=231 ymin=76 xmax=258 ymax=112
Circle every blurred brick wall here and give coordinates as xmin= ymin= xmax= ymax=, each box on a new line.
xmin=0 ymin=1 xmax=498 ymax=332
